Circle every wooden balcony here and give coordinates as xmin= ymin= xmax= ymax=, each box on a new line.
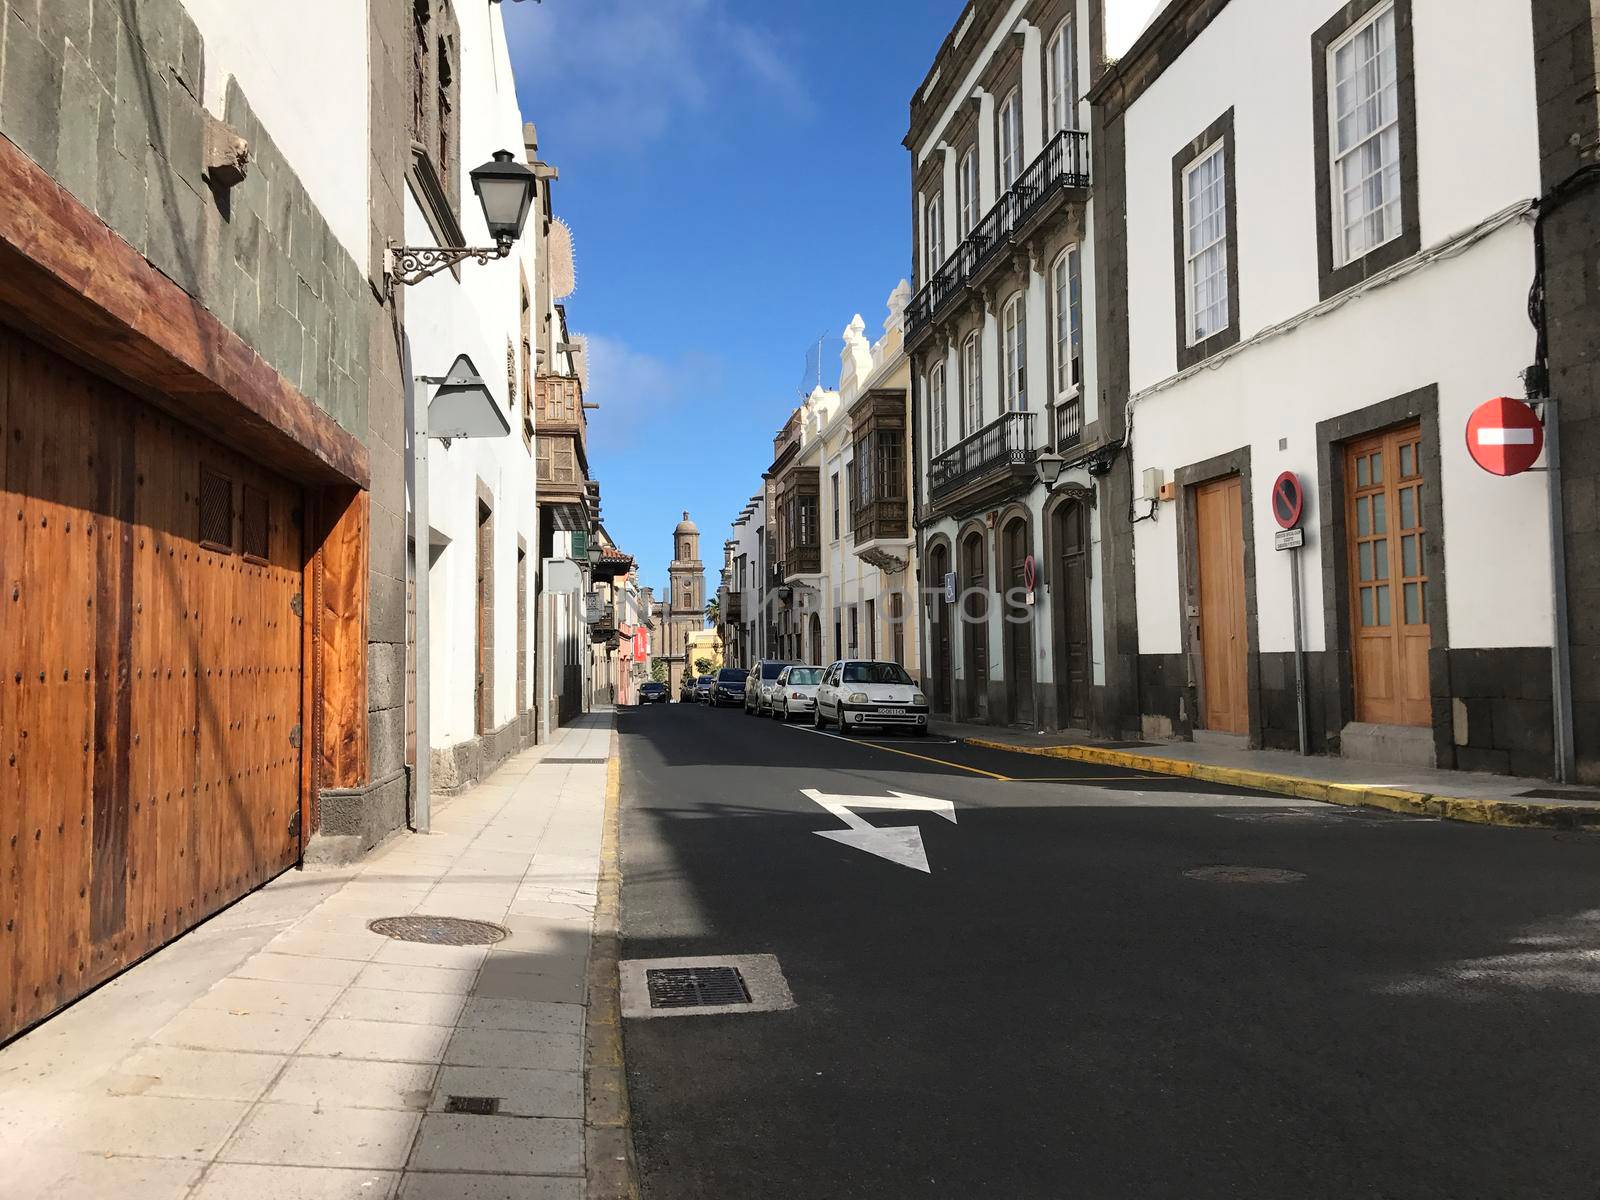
xmin=853 ymin=496 xmax=909 ymax=546
xmin=783 ymin=544 xmax=821 ymax=580
xmin=537 ymin=430 xmax=589 ymax=508
xmin=927 ymin=410 xmax=1037 ymax=517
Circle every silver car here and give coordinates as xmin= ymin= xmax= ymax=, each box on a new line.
xmin=744 ymin=659 xmax=794 ymax=716
xmin=770 ymin=664 xmax=824 ymax=722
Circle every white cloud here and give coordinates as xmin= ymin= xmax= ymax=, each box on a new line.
xmin=503 ymin=0 xmax=812 ymax=150
xmin=580 ymin=331 xmax=719 ymax=451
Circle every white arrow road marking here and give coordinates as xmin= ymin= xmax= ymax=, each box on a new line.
xmin=1477 ymin=427 xmax=1536 ymax=446
xmin=801 ymin=790 xmax=957 ymax=873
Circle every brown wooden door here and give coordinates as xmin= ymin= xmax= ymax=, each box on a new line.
xmin=1055 ymin=500 xmax=1091 ymax=726
xmin=1346 ymin=426 xmax=1430 ymax=726
xmin=1195 ymin=476 xmax=1249 ymax=734
xmin=0 ymin=323 xmax=303 ymax=1042
xmin=961 ymin=533 xmax=989 ymax=719
xmin=475 ymin=500 xmax=492 ymax=736
xmin=1003 ymin=519 xmax=1035 ymax=726
xmin=930 ymin=545 xmax=952 ymax=713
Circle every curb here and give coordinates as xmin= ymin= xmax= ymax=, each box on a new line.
xmin=961 ymin=738 xmax=1600 ymax=830
xmin=584 ymin=742 xmax=641 ymax=1199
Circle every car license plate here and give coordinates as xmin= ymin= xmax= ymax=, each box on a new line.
xmin=879 ymin=707 xmax=905 ymax=716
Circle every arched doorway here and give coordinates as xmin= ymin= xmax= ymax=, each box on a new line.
xmin=928 ymin=543 xmax=952 ymax=714
xmin=1001 ymin=516 xmax=1035 ymax=726
xmin=1052 ymin=498 xmax=1091 ymax=727
xmin=809 ymin=613 xmax=823 ymax=665
xmin=961 ymin=530 xmax=989 ymax=720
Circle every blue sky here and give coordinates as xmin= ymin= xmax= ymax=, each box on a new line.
xmin=503 ymin=0 xmax=965 ymax=597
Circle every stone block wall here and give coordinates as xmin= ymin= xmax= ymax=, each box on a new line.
xmin=0 ymin=0 xmax=369 ymax=437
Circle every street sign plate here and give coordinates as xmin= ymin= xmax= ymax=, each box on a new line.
xmin=1271 ymin=471 xmax=1304 ymax=530
xmin=1467 ymin=396 xmax=1544 ymax=476
xmin=943 ymin=572 xmax=957 ymax=603
xmin=1274 ymin=528 xmax=1305 ymax=551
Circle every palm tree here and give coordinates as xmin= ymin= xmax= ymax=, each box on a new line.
xmin=705 ymin=596 xmax=720 ymax=627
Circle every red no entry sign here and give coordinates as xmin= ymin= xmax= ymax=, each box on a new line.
xmin=1271 ymin=471 xmax=1304 ymax=530
xmin=1466 ymin=396 xmax=1544 ymax=476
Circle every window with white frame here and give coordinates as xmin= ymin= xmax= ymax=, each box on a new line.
xmin=1183 ymin=142 xmax=1229 ymax=344
xmin=929 ymin=363 xmax=948 ymax=456
xmin=1329 ymin=3 xmax=1401 ymax=265
xmin=998 ymin=88 xmax=1022 ymax=190
xmin=1047 ymin=19 xmax=1076 ymax=136
xmin=1002 ymin=293 xmax=1026 ymax=412
xmin=1052 ymin=245 xmax=1082 ymax=398
xmin=958 ymin=146 xmax=979 ymax=237
xmin=961 ymin=331 xmax=982 ymax=437
xmin=925 ymin=190 xmax=945 ymax=279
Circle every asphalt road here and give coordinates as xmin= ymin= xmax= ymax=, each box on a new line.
xmin=616 ymin=701 xmax=1600 ymax=1200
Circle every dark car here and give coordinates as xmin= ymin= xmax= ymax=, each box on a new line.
xmin=711 ymin=667 xmax=747 ymax=708
xmin=638 ymin=681 xmax=669 ymax=705
xmin=693 ymin=674 xmax=715 ymax=703
xmin=679 ymin=674 xmax=697 ymax=703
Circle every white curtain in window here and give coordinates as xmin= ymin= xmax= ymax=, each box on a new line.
xmin=1052 ymin=246 xmax=1082 ymax=396
xmin=999 ymin=90 xmax=1022 ymax=189
xmin=926 ymin=190 xmax=944 ymax=278
xmin=929 ymin=364 xmax=948 ymax=455
xmin=1332 ymin=5 xmax=1401 ymax=263
xmin=1002 ymin=294 xmax=1027 ymax=412
xmin=1184 ymin=144 xmax=1229 ymax=343
xmin=959 ymin=147 xmax=979 ymax=237
xmin=961 ymin=333 xmax=982 ymax=437
xmin=1047 ymin=20 xmax=1077 ymax=136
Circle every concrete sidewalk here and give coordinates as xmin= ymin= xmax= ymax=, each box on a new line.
xmin=934 ymin=718 xmax=1600 ymax=828
xmin=0 ymin=711 xmax=618 ymax=1199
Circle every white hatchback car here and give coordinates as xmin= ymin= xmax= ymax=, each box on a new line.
xmin=770 ymin=664 xmax=824 ymax=722
xmin=814 ymin=660 xmax=929 ymax=736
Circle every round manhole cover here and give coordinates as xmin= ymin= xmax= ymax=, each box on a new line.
xmin=1183 ymin=866 xmax=1307 ymax=885
xmin=368 ymin=915 xmax=509 ymax=945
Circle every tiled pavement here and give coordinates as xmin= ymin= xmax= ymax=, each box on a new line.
xmin=0 ymin=712 xmax=615 ymax=1200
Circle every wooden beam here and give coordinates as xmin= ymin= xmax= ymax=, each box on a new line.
xmin=318 ymin=488 xmax=369 ymax=791
xmin=0 ymin=132 xmax=369 ymax=490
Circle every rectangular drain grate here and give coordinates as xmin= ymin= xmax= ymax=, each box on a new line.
xmin=646 ymin=966 xmax=753 ymax=1010
xmin=444 ymin=1095 xmax=501 ymax=1115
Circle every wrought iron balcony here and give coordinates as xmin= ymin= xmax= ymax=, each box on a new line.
xmin=906 ymin=130 xmax=1090 ymax=342
xmin=928 ymin=410 xmax=1037 ymax=513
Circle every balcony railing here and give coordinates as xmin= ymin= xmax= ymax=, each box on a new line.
xmin=1056 ymin=394 xmax=1083 ymax=450
xmin=853 ymin=496 xmax=909 ymax=545
xmin=907 ymin=129 xmax=1090 ymax=339
xmin=929 ymin=410 xmax=1036 ymax=506
xmin=783 ymin=545 xmax=821 ymax=578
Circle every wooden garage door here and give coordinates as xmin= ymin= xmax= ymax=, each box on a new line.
xmin=0 ymin=323 xmax=304 ymax=1042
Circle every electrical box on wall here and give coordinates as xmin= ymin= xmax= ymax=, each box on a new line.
xmin=1141 ymin=468 xmax=1164 ymax=500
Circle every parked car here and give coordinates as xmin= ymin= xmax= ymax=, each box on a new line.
xmin=814 ymin=660 xmax=928 ymax=736
xmin=679 ymin=674 xmax=698 ymax=703
xmin=638 ymin=681 xmax=669 ymax=705
xmin=744 ymin=659 xmax=794 ymax=716
xmin=693 ymin=674 xmax=715 ymax=703
xmin=770 ymin=665 xmax=824 ymax=722
xmin=711 ymin=667 xmax=747 ymax=708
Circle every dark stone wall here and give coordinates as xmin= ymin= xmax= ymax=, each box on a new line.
xmin=1449 ymin=648 xmax=1554 ymax=779
xmin=1532 ymin=0 xmax=1600 ymax=783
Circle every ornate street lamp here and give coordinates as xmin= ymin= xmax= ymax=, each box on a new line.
xmin=386 ymin=150 xmax=537 ymax=290
xmin=1034 ymin=449 xmax=1067 ymax=493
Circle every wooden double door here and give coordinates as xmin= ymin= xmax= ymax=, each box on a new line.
xmin=0 ymin=324 xmax=304 ymax=1042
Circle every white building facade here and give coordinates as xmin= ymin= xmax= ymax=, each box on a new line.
xmin=1094 ymin=0 xmax=1555 ymax=772
xmin=404 ymin=0 xmax=541 ymax=791
xmin=905 ymin=0 xmax=1113 ymax=732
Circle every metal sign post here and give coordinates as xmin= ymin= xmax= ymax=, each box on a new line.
xmin=1272 ymin=472 xmax=1309 ymax=756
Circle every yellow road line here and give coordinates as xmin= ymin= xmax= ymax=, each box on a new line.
xmin=837 ymin=736 xmax=1014 ymax=781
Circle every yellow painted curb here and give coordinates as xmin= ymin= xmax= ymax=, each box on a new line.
xmin=962 ymin=738 xmax=1600 ymax=830
xmin=585 ymin=742 xmax=641 ymax=1200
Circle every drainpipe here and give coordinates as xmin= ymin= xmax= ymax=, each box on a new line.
xmin=405 ymin=334 xmax=433 ymax=834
